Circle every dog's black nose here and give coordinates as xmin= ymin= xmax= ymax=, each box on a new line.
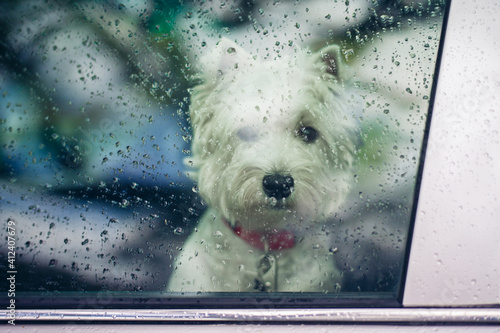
xmin=262 ymin=174 xmax=294 ymax=200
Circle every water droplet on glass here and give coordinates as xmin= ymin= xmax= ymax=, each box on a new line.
xmin=380 ymin=15 xmax=394 ymax=26
xmin=329 ymin=247 xmax=339 ymax=254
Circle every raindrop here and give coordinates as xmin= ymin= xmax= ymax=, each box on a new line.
xmin=329 ymin=247 xmax=339 ymax=254
xmin=380 ymin=15 xmax=394 ymax=26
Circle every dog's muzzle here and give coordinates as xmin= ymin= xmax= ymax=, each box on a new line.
xmin=262 ymin=174 xmax=294 ymax=200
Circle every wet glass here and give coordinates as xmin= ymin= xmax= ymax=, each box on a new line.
xmin=0 ymin=0 xmax=448 ymax=308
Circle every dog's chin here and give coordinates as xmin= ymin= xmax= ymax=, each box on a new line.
xmin=223 ymin=198 xmax=319 ymax=232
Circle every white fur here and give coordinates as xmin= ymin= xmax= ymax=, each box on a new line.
xmin=167 ymin=38 xmax=356 ymax=292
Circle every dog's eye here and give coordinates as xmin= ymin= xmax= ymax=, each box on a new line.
xmin=297 ymin=126 xmax=318 ymax=143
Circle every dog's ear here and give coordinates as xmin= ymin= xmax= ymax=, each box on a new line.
xmin=314 ymin=45 xmax=346 ymax=81
xmin=201 ymin=38 xmax=251 ymax=79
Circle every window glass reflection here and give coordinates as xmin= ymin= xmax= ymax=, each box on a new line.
xmin=0 ymin=0 xmax=446 ymax=301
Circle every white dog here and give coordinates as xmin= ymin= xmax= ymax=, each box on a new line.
xmin=167 ymin=38 xmax=356 ymax=293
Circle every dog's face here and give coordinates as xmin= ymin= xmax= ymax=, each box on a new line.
xmin=188 ymin=39 xmax=356 ymax=231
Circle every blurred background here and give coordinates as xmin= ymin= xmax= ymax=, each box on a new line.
xmin=0 ymin=0 xmax=446 ymax=295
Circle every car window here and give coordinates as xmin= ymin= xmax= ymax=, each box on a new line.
xmin=0 ymin=0 xmax=447 ymax=308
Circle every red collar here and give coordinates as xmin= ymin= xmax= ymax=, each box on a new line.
xmin=222 ymin=217 xmax=295 ymax=251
